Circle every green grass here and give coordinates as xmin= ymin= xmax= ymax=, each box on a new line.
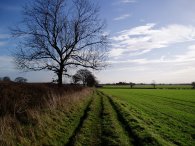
xmin=100 ymin=92 xmax=133 ymax=146
xmin=2 ymin=86 xmax=195 ymax=146
xmin=73 ymin=93 xmax=102 ymax=146
xmin=0 ymin=83 xmax=92 ymax=146
xmin=71 ymin=91 xmax=134 ymax=146
xmin=9 ymin=91 xmax=93 ymax=146
xmin=100 ymin=89 xmax=195 ymax=146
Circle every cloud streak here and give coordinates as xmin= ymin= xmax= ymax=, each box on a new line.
xmin=109 ymin=44 xmax=195 ymax=66
xmin=114 ymin=14 xmax=131 ymax=21
xmin=120 ymin=0 xmax=136 ymax=3
xmin=109 ymin=24 xmax=195 ymax=57
xmin=0 ymin=34 xmax=10 ymax=47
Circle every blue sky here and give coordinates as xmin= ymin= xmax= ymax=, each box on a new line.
xmin=0 ymin=0 xmax=195 ymax=83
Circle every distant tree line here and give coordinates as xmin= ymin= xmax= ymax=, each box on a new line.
xmin=115 ymin=82 xmax=136 ymax=88
xmin=0 ymin=76 xmax=27 ymax=83
xmin=116 ymin=82 xmax=129 ymax=85
xmin=104 ymin=81 xmax=195 ymax=89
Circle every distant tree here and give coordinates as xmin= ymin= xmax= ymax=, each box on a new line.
xmin=192 ymin=82 xmax=195 ymax=89
xmin=86 ymin=74 xmax=98 ymax=87
xmin=116 ymin=82 xmax=128 ymax=85
xmin=151 ymin=80 xmax=156 ymax=89
xmin=0 ymin=77 xmax=2 ymax=81
xmin=72 ymin=74 xmax=81 ymax=84
xmin=72 ymin=69 xmax=97 ymax=87
xmin=129 ymin=82 xmax=135 ymax=88
xmin=3 ymin=76 xmax=11 ymax=81
xmin=15 ymin=77 xmax=27 ymax=83
xmin=11 ymin=0 xmax=108 ymax=85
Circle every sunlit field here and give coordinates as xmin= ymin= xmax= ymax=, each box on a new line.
xmin=100 ymin=89 xmax=195 ymax=146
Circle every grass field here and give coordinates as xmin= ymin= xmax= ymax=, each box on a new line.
xmin=1 ymin=82 xmax=194 ymax=145
xmin=100 ymin=89 xmax=195 ymax=146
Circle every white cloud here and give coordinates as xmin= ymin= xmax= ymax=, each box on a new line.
xmin=109 ymin=48 xmax=124 ymax=57
xmin=120 ymin=0 xmax=136 ymax=3
xmin=110 ymin=24 xmax=195 ymax=57
xmin=112 ymin=0 xmax=136 ymax=5
xmin=0 ymin=34 xmax=9 ymax=46
xmin=175 ymin=44 xmax=195 ymax=62
xmin=109 ymin=44 xmax=195 ymax=66
xmin=114 ymin=14 xmax=131 ymax=21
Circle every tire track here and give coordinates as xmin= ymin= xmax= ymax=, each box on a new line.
xmin=66 ymin=91 xmax=103 ymax=146
xmin=98 ymin=91 xmax=135 ymax=146
xmin=65 ymin=95 xmax=94 ymax=146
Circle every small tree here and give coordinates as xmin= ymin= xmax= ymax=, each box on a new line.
xmin=3 ymin=76 xmax=11 ymax=81
xmin=15 ymin=77 xmax=27 ymax=83
xmin=72 ymin=69 xmax=97 ymax=87
xmin=72 ymin=74 xmax=81 ymax=84
xmin=129 ymin=82 xmax=135 ymax=89
xmin=86 ymin=74 xmax=98 ymax=87
xmin=192 ymin=82 xmax=195 ymax=89
xmin=151 ymin=80 xmax=156 ymax=89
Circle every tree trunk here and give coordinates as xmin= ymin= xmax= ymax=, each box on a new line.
xmin=58 ymin=71 xmax=63 ymax=86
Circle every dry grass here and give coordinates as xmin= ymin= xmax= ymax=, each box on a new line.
xmin=0 ymin=82 xmax=92 ymax=146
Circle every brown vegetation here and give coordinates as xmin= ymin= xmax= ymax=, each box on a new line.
xmin=0 ymin=82 xmax=83 ymax=117
xmin=0 ymin=82 xmax=92 ymax=145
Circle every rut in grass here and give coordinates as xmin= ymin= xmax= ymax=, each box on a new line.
xmin=66 ymin=92 xmax=102 ymax=146
xmin=65 ymin=91 xmax=137 ymax=146
xmin=65 ymin=94 xmax=94 ymax=146
xmin=98 ymin=91 xmax=135 ymax=146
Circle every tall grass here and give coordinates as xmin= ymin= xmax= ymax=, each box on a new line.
xmin=0 ymin=82 xmax=92 ymax=146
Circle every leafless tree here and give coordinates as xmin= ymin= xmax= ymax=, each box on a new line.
xmin=11 ymin=0 xmax=108 ymax=85
xmin=129 ymin=82 xmax=135 ymax=89
xmin=192 ymin=82 xmax=195 ymax=89
xmin=151 ymin=80 xmax=156 ymax=89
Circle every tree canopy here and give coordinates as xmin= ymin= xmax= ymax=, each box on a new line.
xmin=72 ymin=69 xmax=97 ymax=87
xmin=15 ymin=77 xmax=28 ymax=83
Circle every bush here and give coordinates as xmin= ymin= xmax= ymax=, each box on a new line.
xmin=2 ymin=76 xmax=11 ymax=81
xmin=14 ymin=77 xmax=27 ymax=83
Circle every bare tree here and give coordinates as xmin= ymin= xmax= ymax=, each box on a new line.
xmin=129 ymin=82 xmax=135 ymax=89
xmin=192 ymin=82 xmax=195 ymax=89
xmin=11 ymin=0 xmax=108 ymax=85
xmin=151 ymin=80 xmax=156 ymax=89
